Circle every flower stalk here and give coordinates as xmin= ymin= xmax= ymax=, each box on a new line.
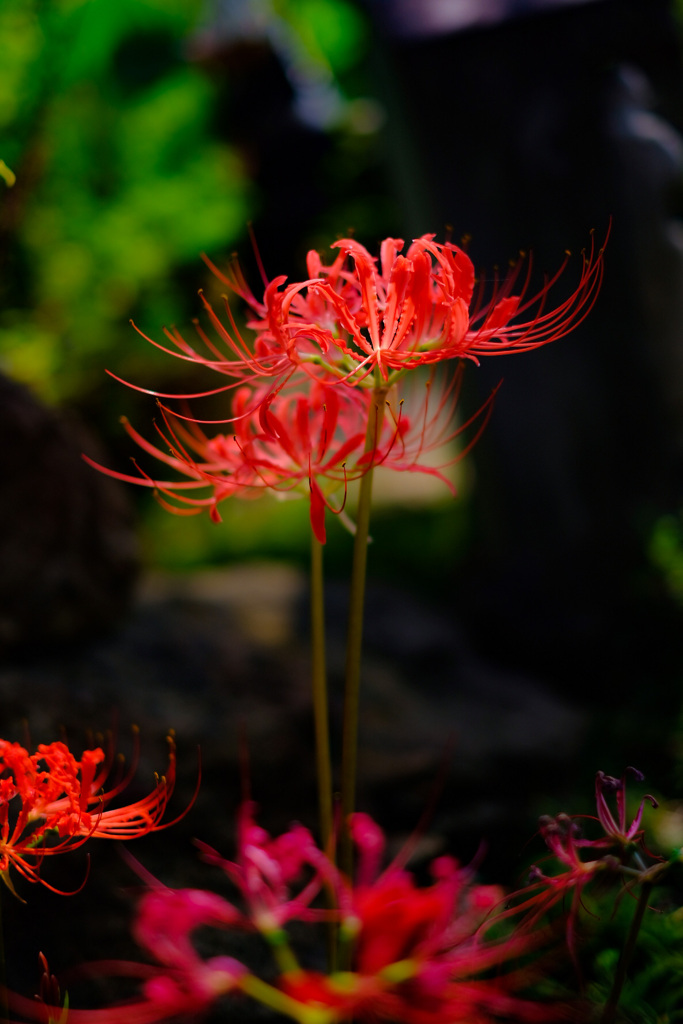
xmin=340 ymin=388 xmax=387 ymax=879
xmin=239 ymin=973 xmax=333 ymax=1024
xmin=601 ymin=880 xmax=652 ymax=1024
xmin=310 ymin=532 xmax=333 ymax=856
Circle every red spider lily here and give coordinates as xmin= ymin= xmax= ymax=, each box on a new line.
xmin=506 ymin=814 xmax=620 ymax=958
xmin=504 ymin=770 xmax=661 ymax=957
xmin=234 ymin=230 xmax=606 ymax=385
xmin=7 ymin=808 xmax=569 ymax=1024
xmin=285 ymin=811 xmax=566 ymax=1023
xmin=84 ymin=377 xmax=373 ymax=543
xmin=0 ymin=732 xmax=180 ymax=892
xmin=108 ymin=227 xmax=604 ymax=414
xmin=86 ymin=365 xmax=496 ymax=544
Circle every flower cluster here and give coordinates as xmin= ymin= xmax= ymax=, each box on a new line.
xmin=509 ymin=768 xmax=662 ymax=954
xmin=9 ymin=808 xmax=568 ymax=1024
xmin=0 ymin=731 xmax=178 ymax=893
xmin=23 ymin=226 xmax=616 ymax=1024
xmin=88 ymin=231 xmax=605 ymax=542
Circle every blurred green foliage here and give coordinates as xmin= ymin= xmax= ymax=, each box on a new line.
xmin=0 ymin=0 xmax=378 ymax=400
xmin=649 ymin=514 xmax=683 ymax=605
xmin=0 ymin=0 xmax=418 ymax=568
xmin=0 ymin=0 xmax=255 ymax=407
xmin=273 ymin=0 xmax=367 ymax=76
xmin=583 ymin=887 xmax=683 ymax=1023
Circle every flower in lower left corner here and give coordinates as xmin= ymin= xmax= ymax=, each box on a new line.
xmin=0 ymin=730 xmax=181 ymax=894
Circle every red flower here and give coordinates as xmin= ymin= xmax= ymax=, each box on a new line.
xmin=110 ymin=228 xmax=604 ymax=415
xmin=298 ymin=812 xmax=562 ymax=1023
xmin=86 ymin=363 xmax=495 ymax=544
xmin=91 ymin=227 xmax=599 ymax=547
xmin=278 ymin=813 xmax=567 ymax=1022
xmin=0 ymin=732 xmax=179 ymax=892
xmin=508 ymin=813 xmax=615 ymax=957
xmin=7 ymin=808 xmax=569 ymax=1024
xmin=235 ymin=231 xmax=606 ymax=384
xmin=85 ymin=377 xmax=372 ymax=543
xmin=506 ymin=769 xmax=661 ymax=957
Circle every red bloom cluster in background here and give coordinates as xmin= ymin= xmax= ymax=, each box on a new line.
xmin=88 ymin=231 xmax=605 ymax=542
xmin=0 ymin=732 xmax=178 ymax=892
xmin=504 ymin=768 xmax=664 ymax=958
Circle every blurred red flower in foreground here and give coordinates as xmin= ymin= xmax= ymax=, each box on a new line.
xmin=280 ymin=812 xmax=564 ymax=1023
xmin=0 ymin=731 xmax=179 ymax=893
xmin=8 ymin=808 xmax=569 ymax=1024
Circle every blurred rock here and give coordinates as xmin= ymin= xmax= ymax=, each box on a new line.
xmin=0 ymin=561 xmax=585 ymax=850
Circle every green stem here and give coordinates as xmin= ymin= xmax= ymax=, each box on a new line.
xmin=239 ymin=973 xmax=334 ymax=1024
xmin=601 ymin=881 xmax=652 ymax=1024
xmin=265 ymin=927 xmax=303 ymax=977
xmin=340 ymin=389 xmax=386 ymax=879
xmin=311 ymin=533 xmax=333 ymax=855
